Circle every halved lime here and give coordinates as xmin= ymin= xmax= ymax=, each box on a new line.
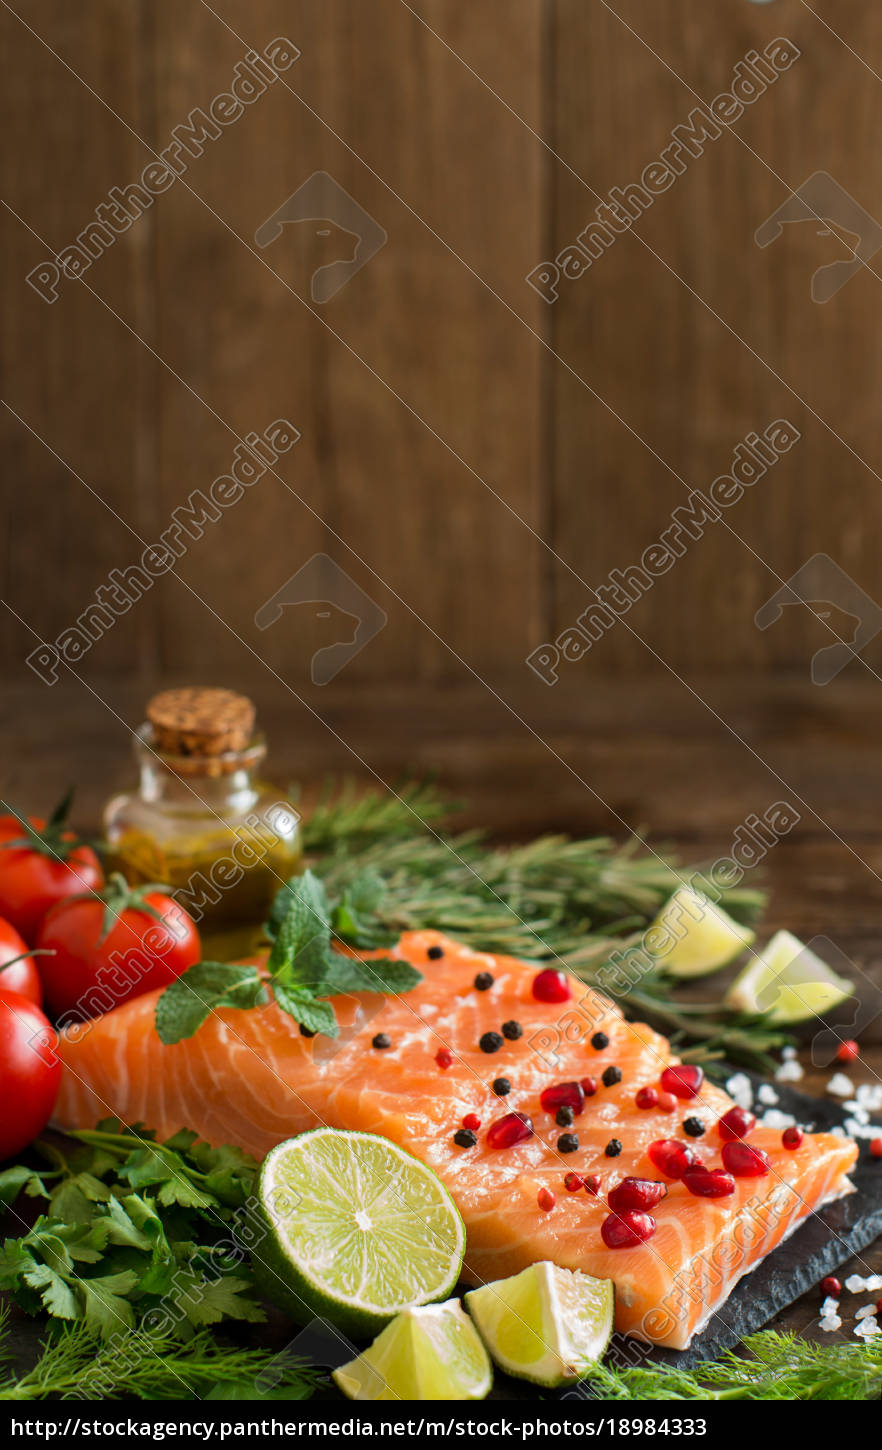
xmin=255 ymin=1128 xmax=466 ymax=1337
xmin=647 ymin=885 xmax=755 ymax=978
xmin=333 ymin=1299 xmax=492 ymax=1401
xmin=724 ymin=930 xmax=854 ymax=1024
xmin=465 ymin=1261 xmax=614 ymax=1387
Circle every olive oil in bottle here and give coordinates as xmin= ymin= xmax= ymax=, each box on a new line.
xmin=104 ymin=688 xmax=301 ymax=957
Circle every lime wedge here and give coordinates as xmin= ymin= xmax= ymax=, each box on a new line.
xmin=647 ymin=885 xmax=755 ymax=978
xmin=725 ymin=930 xmax=854 ymax=1024
xmin=465 ymin=1261 xmax=614 ymax=1387
xmin=333 ymin=1299 xmax=492 ymax=1401
xmin=255 ymin=1128 xmax=466 ymax=1337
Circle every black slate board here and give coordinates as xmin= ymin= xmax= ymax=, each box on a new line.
xmin=642 ymin=1072 xmax=882 ymax=1370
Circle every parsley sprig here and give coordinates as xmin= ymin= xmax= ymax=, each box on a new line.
xmin=154 ymin=869 xmax=422 ymax=1045
xmin=0 ymin=1123 xmax=263 ymax=1339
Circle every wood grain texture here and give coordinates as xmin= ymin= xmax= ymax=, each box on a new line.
xmin=550 ymin=0 xmax=882 ymax=678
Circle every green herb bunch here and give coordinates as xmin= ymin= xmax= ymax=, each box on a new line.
xmin=585 ymin=1330 xmax=882 ymax=1400
xmin=0 ymin=1305 xmax=317 ymax=1401
xmin=295 ymin=781 xmax=783 ymax=1071
xmin=155 ymin=870 xmax=420 ymax=1044
xmin=0 ymin=1122 xmax=264 ymax=1339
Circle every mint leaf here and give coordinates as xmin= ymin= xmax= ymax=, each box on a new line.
xmin=272 ymin=981 xmax=338 ymax=1038
xmin=331 ymin=872 xmax=398 ymax=949
xmin=324 ymin=952 xmax=422 ymax=996
xmin=267 ymin=871 xmax=330 ymax=970
xmin=155 ymin=962 xmax=267 ymax=1045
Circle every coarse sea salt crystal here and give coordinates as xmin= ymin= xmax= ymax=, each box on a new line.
xmin=726 ymin=1073 xmax=754 ymax=1109
xmin=821 ymin=1296 xmax=840 ymax=1315
xmin=827 ymin=1072 xmax=855 ymax=1098
xmin=846 ymin=1274 xmax=869 ymax=1292
xmin=819 ymin=1315 xmax=842 ymax=1332
xmin=855 ymin=1318 xmax=881 ymax=1339
xmin=865 ymin=1274 xmax=882 ymax=1292
xmin=831 ymin=1124 xmax=849 ymax=1139
xmin=844 ymin=1118 xmax=880 ymax=1140
xmin=855 ymin=1303 xmax=878 ymax=1320
xmin=757 ymin=1083 xmax=779 ymax=1105
xmin=782 ymin=1046 xmax=798 ymax=1061
xmin=856 ymin=1083 xmax=882 ymax=1110
xmin=843 ymin=1102 xmax=871 ymax=1123
xmin=760 ymin=1109 xmax=797 ymax=1130
xmin=775 ymin=1060 xmax=804 ymax=1083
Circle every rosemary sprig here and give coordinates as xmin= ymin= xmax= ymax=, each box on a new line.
xmin=296 ymin=781 xmax=781 ymax=1070
xmin=585 ymin=1330 xmax=882 ymax=1400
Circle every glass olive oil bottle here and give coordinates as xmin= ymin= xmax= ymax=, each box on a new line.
xmin=104 ymin=688 xmax=301 ymax=957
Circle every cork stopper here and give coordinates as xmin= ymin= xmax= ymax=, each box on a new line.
xmin=146 ymin=688 xmax=256 ymax=759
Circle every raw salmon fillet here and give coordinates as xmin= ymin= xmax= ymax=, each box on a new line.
xmin=55 ymin=931 xmax=857 ymax=1349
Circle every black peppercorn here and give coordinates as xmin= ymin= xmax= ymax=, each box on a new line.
xmin=557 ymin=1133 xmax=579 ymax=1153
xmin=454 ymin=1129 xmax=477 ymax=1148
xmin=474 ymin=971 xmax=494 ymax=991
xmin=555 ymin=1106 xmax=574 ymax=1128
xmin=372 ymin=1033 xmax=392 ymax=1050
xmin=683 ymin=1117 xmax=706 ymax=1138
xmin=492 ymin=1077 xmax=511 ymax=1096
xmin=479 ymin=1031 xmax=504 ymax=1054
xmin=501 ymin=1020 xmax=523 ymax=1041
xmin=605 ymin=1139 xmax=623 ymax=1157
xmin=591 ymin=1031 xmax=610 ymax=1050
xmin=602 ymin=1065 xmax=622 ymax=1087
xmin=299 ymin=1025 xmax=316 ymax=1038
xmin=427 ymin=945 xmax=444 ymax=960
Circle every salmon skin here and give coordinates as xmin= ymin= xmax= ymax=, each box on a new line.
xmin=55 ymin=931 xmax=857 ymax=1349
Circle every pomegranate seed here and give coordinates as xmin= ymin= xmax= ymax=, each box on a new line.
xmin=585 ymin=1174 xmax=602 ymax=1195
xmin=648 ymin=1139 xmax=701 ymax=1179
xmin=721 ymin=1141 xmax=770 ymax=1177
xmin=486 ymin=1111 xmax=534 ymax=1149
xmin=657 ymin=1091 xmax=678 ymax=1113
xmin=537 ymin=1187 xmax=556 ymax=1212
xmin=870 ymin=1138 xmax=882 ymax=1159
xmin=820 ymin=1276 xmax=841 ymax=1297
xmin=531 ymin=969 xmax=571 ymax=1004
xmin=564 ymin=1172 xmax=584 ymax=1193
xmin=540 ymin=1081 xmax=586 ymax=1116
xmin=435 ymin=1048 xmax=453 ymax=1070
xmin=462 ymin=1113 xmax=481 ymax=1132
xmin=782 ymin=1126 xmax=804 ymax=1150
xmin=660 ymin=1064 xmax=704 ymax=1100
xmin=580 ymin=1076 xmax=598 ymax=1098
xmin=717 ymin=1106 xmax=757 ymax=1142
xmin=635 ymin=1086 xmax=659 ymax=1110
xmin=608 ymin=1177 xmax=667 ymax=1213
xmin=683 ymin=1169 xmax=735 ymax=1198
xmin=601 ymin=1210 xmax=656 ymax=1248
xmin=835 ymin=1040 xmax=859 ymax=1063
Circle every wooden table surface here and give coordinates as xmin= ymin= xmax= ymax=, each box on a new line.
xmin=2 ymin=672 xmax=882 ymax=1357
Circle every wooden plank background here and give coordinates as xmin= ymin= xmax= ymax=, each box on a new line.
xmin=4 ymin=0 xmax=882 ymax=769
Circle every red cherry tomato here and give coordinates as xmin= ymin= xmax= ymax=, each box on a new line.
xmin=0 ymin=801 xmax=104 ymax=941
xmin=36 ymin=876 xmax=201 ymax=1021
xmin=0 ymin=990 xmax=61 ymax=1159
xmin=0 ymin=915 xmax=44 ymax=1005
